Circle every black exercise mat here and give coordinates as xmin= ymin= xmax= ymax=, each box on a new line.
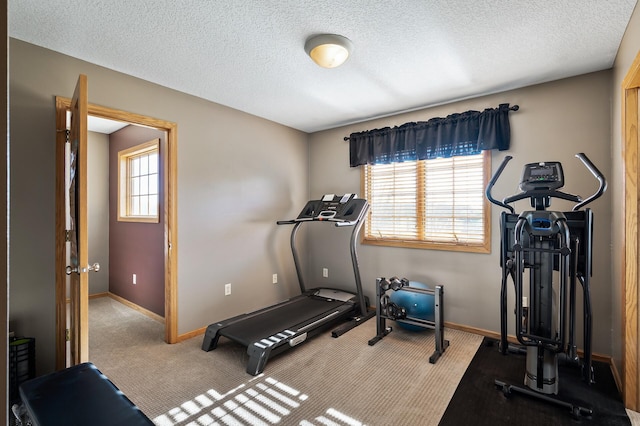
xmin=439 ymin=338 xmax=630 ymax=425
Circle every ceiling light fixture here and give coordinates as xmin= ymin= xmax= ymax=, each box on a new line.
xmin=304 ymin=34 xmax=353 ymax=69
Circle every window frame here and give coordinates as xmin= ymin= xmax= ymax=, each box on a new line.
xmin=117 ymin=139 xmax=160 ymax=223
xmin=360 ymin=150 xmax=491 ymax=253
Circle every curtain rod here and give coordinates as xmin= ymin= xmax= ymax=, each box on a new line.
xmin=343 ymin=104 xmax=520 ymax=141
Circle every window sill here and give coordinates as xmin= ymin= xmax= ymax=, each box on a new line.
xmin=362 ymin=237 xmax=490 ymax=253
xmin=117 ymin=216 xmax=159 ymax=224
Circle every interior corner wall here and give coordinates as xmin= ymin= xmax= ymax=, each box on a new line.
xmin=308 ymin=70 xmax=614 ymax=356
xmin=2 ymin=0 xmax=9 ymax=421
xmin=8 ymin=38 xmax=309 ymax=375
xmin=108 ymin=125 xmax=165 ymax=316
xmin=88 ymin=131 xmax=110 ymax=295
xmin=611 ymin=2 xmax=640 ymax=378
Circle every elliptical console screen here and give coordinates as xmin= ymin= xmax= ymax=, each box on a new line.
xmin=520 ymin=162 xmax=564 ymax=191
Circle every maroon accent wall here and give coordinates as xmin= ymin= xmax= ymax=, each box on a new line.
xmin=109 ymin=125 xmax=165 ymax=316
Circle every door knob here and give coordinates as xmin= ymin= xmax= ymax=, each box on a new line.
xmin=65 ymin=262 xmax=100 ymax=275
xmin=85 ymin=262 xmax=100 ymax=273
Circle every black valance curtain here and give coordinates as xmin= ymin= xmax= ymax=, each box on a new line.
xmin=348 ymin=103 xmax=517 ymax=167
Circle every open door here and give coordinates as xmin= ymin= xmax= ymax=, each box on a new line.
xmin=68 ymin=74 xmax=93 ymax=365
xmin=55 ymin=74 xmax=96 ymax=367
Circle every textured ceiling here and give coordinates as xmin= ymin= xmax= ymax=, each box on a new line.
xmin=9 ymin=1 xmax=638 ymax=133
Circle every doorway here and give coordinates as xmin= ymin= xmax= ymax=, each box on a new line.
xmin=55 ymin=99 xmax=178 ymax=369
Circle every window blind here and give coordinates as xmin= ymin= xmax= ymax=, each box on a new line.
xmin=364 ymin=153 xmax=486 ymax=247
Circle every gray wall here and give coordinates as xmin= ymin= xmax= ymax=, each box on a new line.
xmin=611 ymin=3 xmax=640 ymax=375
xmin=308 ymin=71 xmax=613 ymax=355
xmin=9 ymin=39 xmax=308 ymax=374
xmin=88 ymin=131 xmax=110 ymax=295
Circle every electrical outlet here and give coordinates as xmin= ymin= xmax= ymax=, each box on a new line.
xmin=272 ymin=274 xmax=278 ymax=284
xmin=133 ymin=274 xmax=137 ymax=285
xmin=225 ymin=283 xmax=231 ymax=296
xmin=322 ymin=268 xmax=328 ymax=278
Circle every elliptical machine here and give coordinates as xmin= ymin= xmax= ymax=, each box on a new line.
xmin=485 ymin=153 xmax=606 ymax=417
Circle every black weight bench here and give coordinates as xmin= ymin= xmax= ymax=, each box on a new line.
xmin=18 ymin=362 xmax=153 ymax=426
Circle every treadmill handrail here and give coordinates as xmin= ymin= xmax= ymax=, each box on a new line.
xmin=277 ymin=199 xmax=370 ymax=311
xmin=350 ymin=203 xmax=369 ymax=316
xmin=335 ymin=220 xmax=358 ymax=227
xmin=277 ymin=217 xmax=361 ymax=226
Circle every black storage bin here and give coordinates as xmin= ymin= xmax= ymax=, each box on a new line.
xmin=9 ymin=337 xmax=35 ymax=404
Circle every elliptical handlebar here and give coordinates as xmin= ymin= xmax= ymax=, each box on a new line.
xmin=503 ymin=189 xmax=580 ymax=206
xmin=485 ymin=155 xmax=515 ymax=214
xmin=573 ymin=152 xmax=607 ymax=211
xmin=486 ymin=152 xmax=606 ymax=213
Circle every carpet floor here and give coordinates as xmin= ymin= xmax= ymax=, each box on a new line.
xmin=89 ymin=296 xmax=482 ymax=425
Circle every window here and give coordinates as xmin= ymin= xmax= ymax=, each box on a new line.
xmin=118 ymin=139 xmax=160 ymax=223
xmin=362 ymin=151 xmax=490 ymax=252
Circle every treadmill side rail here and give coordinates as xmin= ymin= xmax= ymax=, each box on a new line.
xmin=246 ymin=331 xmax=309 ymax=376
xmin=201 ymin=323 xmax=223 ymax=352
xmin=201 ymin=294 xmax=311 ymax=352
xmin=247 ymin=343 xmax=273 ymax=376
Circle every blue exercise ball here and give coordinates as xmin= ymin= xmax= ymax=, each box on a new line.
xmin=389 ymin=281 xmax=435 ymax=331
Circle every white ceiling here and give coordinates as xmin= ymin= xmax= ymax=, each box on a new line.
xmin=86 ymin=116 xmax=128 ymax=134
xmin=9 ymin=1 xmax=638 ymax=133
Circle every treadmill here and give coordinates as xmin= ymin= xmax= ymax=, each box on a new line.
xmin=201 ymin=193 xmax=373 ymax=375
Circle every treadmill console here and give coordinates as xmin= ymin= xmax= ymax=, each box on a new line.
xmin=296 ymin=194 xmax=367 ymax=223
xmin=520 ymin=162 xmax=564 ymax=192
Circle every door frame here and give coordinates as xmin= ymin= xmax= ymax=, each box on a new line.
xmin=623 ymin=50 xmax=640 ymax=409
xmin=55 ymin=99 xmax=178 ymax=369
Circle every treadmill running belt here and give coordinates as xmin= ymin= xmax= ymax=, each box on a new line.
xmin=220 ymin=297 xmax=349 ymax=347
